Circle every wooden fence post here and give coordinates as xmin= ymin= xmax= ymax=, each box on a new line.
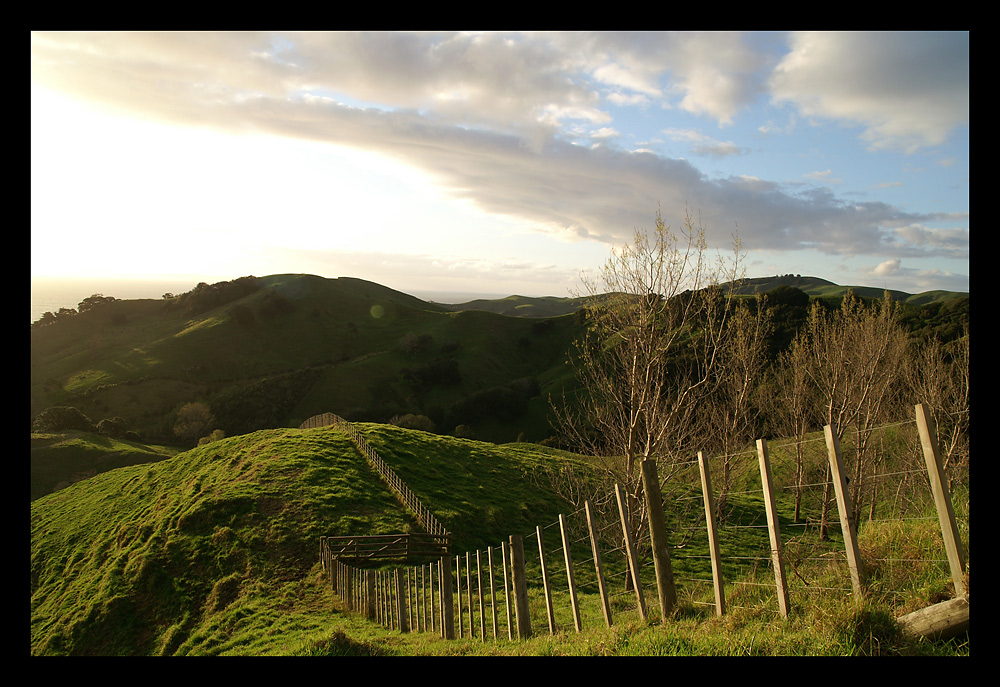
xmin=455 ymin=555 xmax=463 ymax=638
xmin=509 ymin=535 xmax=532 ymax=639
xmin=488 ymin=546 xmax=499 ymax=639
xmin=502 ymin=541 xmax=514 ymax=639
xmin=640 ymin=460 xmax=676 ymax=619
xmin=559 ymin=513 xmax=583 ymax=632
xmin=347 ymin=565 xmax=353 ymax=610
xmin=914 ymin=403 xmax=967 ymax=597
xmin=824 ymin=424 xmax=865 ymax=602
xmin=396 ymin=568 xmax=409 ymax=633
xmin=476 ymin=549 xmax=486 ymax=640
xmin=757 ymin=438 xmax=791 ymax=618
xmin=536 ymin=526 xmax=557 ymax=634
xmin=440 ymin=555 xmax=455 ymax=639
xmin=615 ymin=483 xmax=647 ymax=622
xmin=697 ymin=452 xmax=726 ymax=617
xmin=365 ymin=569 xmax=375 ymax=620
xmin=585 ymin=499 xmax=613 ymax=628
xmin=466 ymin=551 xmax=474 ymax=638
xmin=430 ymin=562 xmax=437 ymax=633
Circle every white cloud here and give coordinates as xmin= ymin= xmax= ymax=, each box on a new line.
xmin=30 ymin=31 xmax=968 ymax=294
xmin=769 ymin=31 xmax=969 ymax=153
xmin=874 ymin=258 xmax=901 ymax=276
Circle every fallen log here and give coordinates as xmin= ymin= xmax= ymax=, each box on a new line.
xmin=897 ymin=595 xmax=969 ymax=641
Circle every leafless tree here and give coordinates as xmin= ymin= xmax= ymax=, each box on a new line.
xmin=550 ymin=207 xmax=745 ymax=547
xmin=797 ymin=291 xmax=910 ymax=536
xmin=703 ymin=293 xmax=773 ymax=520
xmin=904 ymin=328 xmax=970 ymax=491
xmin=766 ymin=321 xmax=820 ymax=522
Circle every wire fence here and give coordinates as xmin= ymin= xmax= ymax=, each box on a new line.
xmin=320 ymin=403 xmax=969 ymax=640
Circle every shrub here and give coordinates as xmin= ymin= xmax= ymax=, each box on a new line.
xmin=32 ymin=406 xmax=95 ymax=433
xmin=97 ymin=416 xmax=131 ymax=439
xmin=389 ymin=414 xmax=436 ymax=433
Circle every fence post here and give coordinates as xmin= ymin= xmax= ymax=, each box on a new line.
xmin=502 ymin=541 xmax=514 ymax=639
xmin=341 ymin=565 xmax=354 ymax=611
xmin=466 ymin=551 xmax=474 ymax=638
xmin=559 ymin=513 xmax=583 ymax=632
xmin=365 ymin=569 xmax=375 ymax=620
xmin=824 ymin=424 xmax=865 ymax=602
xmin=697 ymin=452 xmax=726 ymax=617
xmin=429 ymin=562 xmax=437 ymax=633
xmin=396 ymin=568 xmax=409 ymax=633
xmin=640 ymin=459 xmax=677 ymax=619
xmin=476 ymin=549 xmax=486 ymax=640
xmin=914 ymin=403 xmax=967 ymax=596
xmin=757 ymin=439 xmax=791 ymax=618
xmin=488 ymin=546 xmax=499 ymax=639
xmin=615 ymin=483 xmax=647 ymax=622
xmin=509 ymin=535 xmax=532 ymax=639
xmin=455 ymin=555 xmax=463 ymax=638
xmin=536 ymin=526 xmax=557 ymax=634
xmin=585 ymin=499 xmax=613 ymax=627
xmin=440 ymin=555 xmax=455 ymax=639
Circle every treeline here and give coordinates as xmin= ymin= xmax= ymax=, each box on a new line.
xmin=552 ymin=282 xmax=969 ymax=542
xmin=30 ymin=276 xmax=266 ymax=327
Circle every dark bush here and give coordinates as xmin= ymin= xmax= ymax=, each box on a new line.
xmin=97 ymin=416 xmax=131 ymax=439
xmin=32 ymin=406 xmax=95 ymax=433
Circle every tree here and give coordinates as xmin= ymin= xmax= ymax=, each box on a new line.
xmin=798 ymin=291 xmax=909 ymax=536
xmin=767 ymin=329 xmax=820 ymax=522
xmin=904 ymin=328 xmax=969 ymax=490
xmin=32 ymin=406 xmax=95 ymax=433
xmin=173 ymin=402 xmax=215 ymax=446
xmin=703 ymin=293 xmax=773 ymax=519
xmin=78 ymin=293 xmax=116 ymax=314
xmin=550 ymin=208 xmax=745 ymax=546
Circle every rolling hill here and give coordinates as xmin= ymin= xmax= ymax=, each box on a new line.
xmin=30 ymin=274 xmax=583 ymax=450
xmin=29 ymin=423 xmax=582 ymax=655
xmin=30 ymin=271 xmax=968 ymax=474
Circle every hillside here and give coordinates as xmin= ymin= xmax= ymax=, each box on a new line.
xmin=29 ymin=424 xmax=581 ymax=655
xmin=30 ymin=271 xmax=968 ymax=474
xmin=30 ymin=421 xmax=969 ymax=656
xmin=29 ymin=274 xmax=582 ymax=449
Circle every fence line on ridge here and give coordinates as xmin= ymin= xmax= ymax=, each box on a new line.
xmin=318 ymin=403 xmax=968 ymax=640
xmin=301 ymin=412 xmax=448 ymax=538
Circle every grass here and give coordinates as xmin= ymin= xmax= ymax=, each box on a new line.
xmin=30 ymin=419 xmax=969 ymax=656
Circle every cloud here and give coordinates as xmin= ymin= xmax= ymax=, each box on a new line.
xmin=874 ymin=258 xmax=901 ymax=276
xmin=30 ymin=31 xmax=968 ymax=271
xmin=769 ymin=31 xmax=969 ymax=153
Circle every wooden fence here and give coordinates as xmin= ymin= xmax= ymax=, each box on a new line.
xmin=321 ymin=533 xmax=451 ymax=563
xmin=301 ymin=413 xmax=448 ymax=537
xmin=320 ymin=404 xmax=968 ymax=640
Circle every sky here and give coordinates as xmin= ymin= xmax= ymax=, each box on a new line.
xmin=30 ymin=31 xmax=969 ymax=300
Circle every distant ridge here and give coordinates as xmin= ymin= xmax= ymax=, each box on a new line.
xmin=720 ymin=274 xmax=967 ymax=307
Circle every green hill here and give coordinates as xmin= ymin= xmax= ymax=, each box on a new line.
xmin=30 ymin=272 xmax=968 ymax=501
xmin=724 ymin=274 xmax=968 ymax=306
xmin=29 ymin=424 xmax=583 ymax=655
xmin=30 ymin=274 xmax=583 ymax=450
xmin=30 ymin=431 xmax=178 ymax=501
xmin=30 ymin=421 xmax=968 ymax=656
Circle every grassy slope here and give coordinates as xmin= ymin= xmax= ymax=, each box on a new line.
xmin=30 ymin=431 xmax=179 ymax=501
xmin=29 ymin=274 xmax=582 ymax=445
xmin=30 ymin=423 xmax=968 ymax=656
xmin=29 ymin=424 xmax=579 ymax=655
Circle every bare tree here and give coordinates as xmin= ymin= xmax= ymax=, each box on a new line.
xmin=767 ymin=331 xmax=820 ymax=522
xmin=904 ymin=328 xmax=970 ymax=491
xmin=550 ymin=208 xmax=745 ymax=546
xmin=798 ymin=291 xmax=910 ymax=536
xmin=703 ymin=293 xmax=773 ymax=519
